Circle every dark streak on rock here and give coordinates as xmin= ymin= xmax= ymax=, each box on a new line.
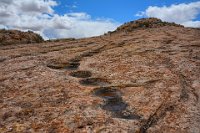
xmin=139 ymin=103 xmax=174 ymax=133
xmin=179 ymin=73 xmax=199 ymax=102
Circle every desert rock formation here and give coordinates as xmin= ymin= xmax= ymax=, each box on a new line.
xmin=0 ymin=18 xmax=200 ymax=133
xmin=0 ymin=30 xmax=43 ymax=46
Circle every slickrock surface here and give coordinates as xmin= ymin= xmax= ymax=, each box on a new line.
xmin=0 ymin=18 xmax=200 ymax=133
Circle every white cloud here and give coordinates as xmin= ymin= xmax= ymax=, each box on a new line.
xmin=137 ymin=1 xmax=200 ymax=28
xmin=135 ymin=11 xmax=145 ymax=17
xmin=182 ymin=21 xmax=200 ymax=28
xmin=0 ymin=0 xmax=119 ymax=39
xmin=19 ymin=0 xmax=57 ymax=14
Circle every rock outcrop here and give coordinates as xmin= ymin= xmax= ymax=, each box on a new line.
xmin=115 ymin=18 xmax=184 ymax=32
xmin=0 ymin=29 xmax=44 ymax=45
xmin=0 ymin=18 xmax=200 ymax=133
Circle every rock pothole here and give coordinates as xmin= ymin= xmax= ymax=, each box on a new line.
xmin=93 ymin=87 xmax=141 ymax=120
xmin=94 ymin=87 xmax=126 ymax=111
xmin=69 ymin=70 xmax=92 ymax=78
xmin=68 ymin=57 xmax=81 ymax=63
xmin=47 ymin=63 xmax=67 ymax=69
xmin=79 ymin=78 xmax=110 ymax=86
xmin=64 ymin=62 xmax=80 ymax=70
xmin=47 ymin=61 xmax=80 ymax=70
xmin=81 ymin=52 xmax=95 ymax=57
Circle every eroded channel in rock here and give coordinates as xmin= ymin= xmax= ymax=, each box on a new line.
xmin=93 ymin=87 xmax=141 ymax=120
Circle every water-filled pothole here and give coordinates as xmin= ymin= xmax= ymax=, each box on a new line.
xmin=69 ymin=70 xmax=92 ymax=78
xmin=79 ymin=78 xmax=110 ymax=86
xmin=93 ymin=87 xmax=141 ymax=120
xmin=94 ymin=87 xmax=127 ymax=112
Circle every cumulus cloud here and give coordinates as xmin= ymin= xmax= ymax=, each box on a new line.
xmin=137 ymin=1 xmax=200 ymax=28
xmin=0 ymin=0 xmax=119 ymax=39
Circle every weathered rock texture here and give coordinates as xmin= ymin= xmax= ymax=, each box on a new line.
xmin=0 ymin=18 xmax=200 ymax=133
xmin=0 ymin=29 xmax=43 ymax=46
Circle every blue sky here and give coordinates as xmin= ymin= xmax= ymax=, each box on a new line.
xmin=0 ymin=0 xmax=200 ymax=39
xmin=55 ymin=0 xmax=200 ymax=23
